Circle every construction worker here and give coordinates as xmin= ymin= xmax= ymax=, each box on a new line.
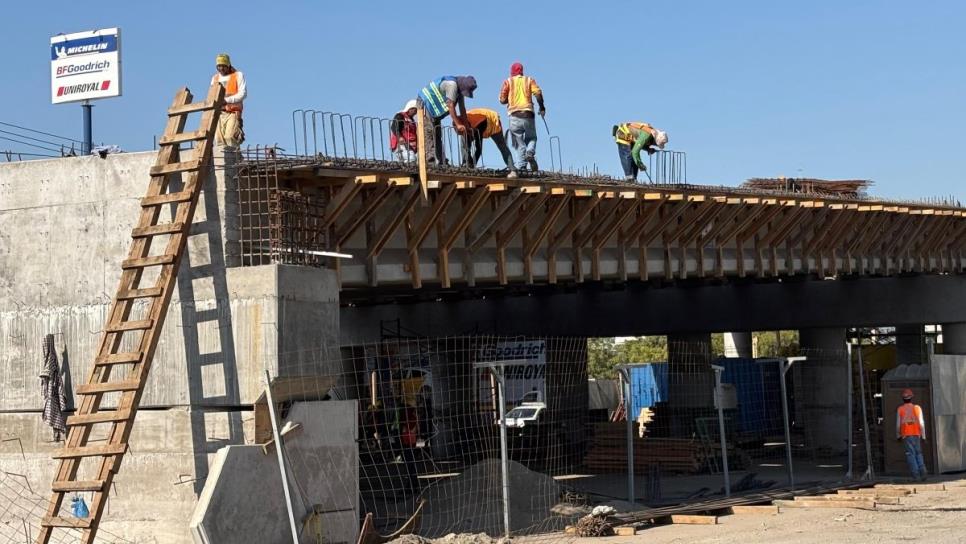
xmin=896 ymin=388 xmax=928 ymax=481
xmin=613 ymin=122 xmax=668 ymax=182
xmin=416 ymin=76 xmax=477 ymax=165
xmin=463 ymin=108 xmax=513 ymax=170
xmin=499 ymin=62 xmax=545 ymax=178
xmin=390 ymin=100 xmax=419 ymax=163
xmin=211 ymin=53 xmax=246 ymax=148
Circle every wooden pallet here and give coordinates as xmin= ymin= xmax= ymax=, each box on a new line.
xmin=36 ymin=83 xmax=224 ymax=544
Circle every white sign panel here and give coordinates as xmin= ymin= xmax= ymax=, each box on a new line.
xmin=50 ymin=28 xmax=122 ymax=104
xmin=479 ymin=340 xmax=547 ymax=407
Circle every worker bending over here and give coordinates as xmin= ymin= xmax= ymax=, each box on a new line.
xmin=897 ymin=388 xmax=928 ymax=481
xmin=416 ymin=75 xmax=477 ymax=165
xmin=464 ymin=108 xmax=513 ymax=169
xmin=211 ymin=53 xmax=246 ymax=148
xmin=499 ymin=62 xmax=545 ymax=178
xmin=613 ymin=122 xmax=668 ymax=182
xmin=390 ymin=100 xmax=419 ymax=163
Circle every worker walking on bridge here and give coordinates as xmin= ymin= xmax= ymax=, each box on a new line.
xmin=211 ymin=53 xmax=246 ymax=149
xmin=897 ymin=388 xmax=928 ymax=481
xmin=463 ymin=108 xmax=513 ymax=170
xmin=613 ymin=122 xmax=667 ymax=182
xmin=499 ymin=62 xmax=545 ymax=178
xmin=416 ymin=75 xmax=477 ymax=165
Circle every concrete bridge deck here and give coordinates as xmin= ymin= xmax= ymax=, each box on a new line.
xmin=237 ymin=156 xmax=966 ymax=298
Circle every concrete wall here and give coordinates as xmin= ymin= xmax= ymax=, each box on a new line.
xmin=190 ymin=401 xmax=358 ymax=544
xmin=0 ymin=152 xmax=343 ymax=542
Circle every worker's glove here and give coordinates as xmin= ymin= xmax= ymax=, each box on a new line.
xmin=635 ymin=160 xmax=646 ymax=171
xmin=539 ymin=108 xmax=547 ymax=117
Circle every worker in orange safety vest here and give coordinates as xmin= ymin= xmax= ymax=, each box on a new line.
xmin=211 ymin=53 xmax=246 ymax=148
xmin=896 ymin=388 xmax=928 ymax=481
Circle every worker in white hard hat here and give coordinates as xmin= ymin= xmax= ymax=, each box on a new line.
xmin=210 ymin=53 xmax=247 ymax=148
xmin=613 ymin=122 xmax=668 ymax=182
xmin=390 ymin=100 xmax=419 ymax=163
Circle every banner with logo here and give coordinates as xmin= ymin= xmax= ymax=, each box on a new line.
xmin=478 ymin=340 xmax=547 ymax=408
xmin=50 ymin=28 xmax=122 ymax=104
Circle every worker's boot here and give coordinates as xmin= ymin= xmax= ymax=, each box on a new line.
xmin=507 ymin=170 xmax=519 ymax=179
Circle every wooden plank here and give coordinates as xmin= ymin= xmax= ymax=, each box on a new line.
xmin=117 ymin=287 xmax=163 ymax=300
xmin=416 ymin=104 xmax=428 ymax=200
xmin=51 ymin=444 xmax=127 ymax=459
xmin=774 ymin=499 xmax=874 ymax=509
xmin=158 ymin=129 xmax=208 ymax=145
xmin=670 ymin=514 xmax=718 ymax=525
xmin=366 ymin=185 xmax=421 ymax=259
xmin=335 ymin=183 xmax=396 ymax=247
xmin=106 ymin=319 xmax=153 ymax=332
xmin=321 ymin=182 xmax=364 ymax=230
xmin=41 ymin=516 xmax=92 ymax=529
xmin=51 ymin=480 xmax=105 ymax=493
xmin=730 ymin=505 xmax=779 ymax=515
xmin=149 ymin=159 xmax=201 ymax=176
xmin=121 ymin=255 xmax=176 ymax=269
xmin=67 ymin=409 xmax=132 ymax=426
xmin=467 ymin=188 xmax=527 ymax=253
xmin=615 ymin=526 xmax=638 ymax=536
xmin=76 ymin=380 xmax=142 ymax=395
xmin=93 ymin=352 xmax=142 ymax=365
xmin=409 ymin=183 xmax=459 ymax=252
xmin=167 ymin=101 xmax=215 ymax=116
xmin=131 ymin=222 xmax=185 ymax=238
xmin=140 ymin=191 xmax=194 ymax=207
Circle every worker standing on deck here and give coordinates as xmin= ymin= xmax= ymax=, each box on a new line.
xmin=463 ymin=108 xmax=513 ymax=170
xmin=416 ymin=75 xmax=477 ymax=165
xmin=499 ymin=62 xmax=545 ymax=178
xmin=390 ymin=100 xmax=419 ymax=163
xmin=211 ymin=54 xmax=246 ymax=149
xmin=897 ymin=388 xmax=928 ymax=481
xmin=613 ymin=122 xmax=667 ymax=182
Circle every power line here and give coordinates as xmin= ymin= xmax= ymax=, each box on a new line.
xmin=0 ymin=128 xmax=75 ymax=152
xmin=0 ymin=135 xmax=65 ymax=154
xmin=0 ymin=120 xmax=84 ymax=145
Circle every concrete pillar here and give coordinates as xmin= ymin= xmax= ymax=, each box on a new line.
xmin=941 ymin=322 xmax=966 ymax=355
xmin=895 ymin=324 xmax=925 ymax=365
xmin=797 ymin=327 xmax=849 ymax=454
xmin=724 ymin=332 xmax=753 ymax=358
xmin=667 ymin=333 xmax=714 ymax=411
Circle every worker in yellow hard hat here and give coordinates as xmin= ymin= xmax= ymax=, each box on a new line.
xmin=210 ymin=53 xmax=247 ymax=148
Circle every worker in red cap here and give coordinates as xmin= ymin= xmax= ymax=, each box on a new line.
xmin=499 ymin=62 xmax=545 ymax=178
xmin=896 ymin=388 xmax=928 ymax=481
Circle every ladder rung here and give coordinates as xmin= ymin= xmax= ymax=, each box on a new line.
xmin=76 ymin=380 xmax=142 ymax=395
xmin=121 ymin=255 xmax=175 ymax=269
xmin=168 ymin=101 xmax=216 ymax=116
xmin=67 ymin=409 xmax=132 ymax=426
xmin=42 ymin=515 xmax=92 ymax=529
xmin=117 ymin=287 xmax=163 ymax=300
xmin=106 ymin=319 xmax=153 ymax=332
xmin=132 ymin=222 xmax=185 ymax=238
xmin=51 ymin=480 xmax=106 ymax=493
xmin=52 ymin=444 xmax=127 ymax=459
xmin=94 ymin=352 xmax=142 ymax=366
xmin=141 ymin=191 xmax=194 ymax=207
xmin=158 ymin=130 xmax=208 ymax=145
xmin=150 ymin=159 xmax=201 ymax=176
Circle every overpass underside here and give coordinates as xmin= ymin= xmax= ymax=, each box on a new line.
xmin=235 ymin=153 xmax=966 ymax=303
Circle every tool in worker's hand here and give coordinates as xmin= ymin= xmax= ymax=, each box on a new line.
xmin=540 ymin=111 xmax=550 ymax=136
xmin=642 ymin=166 xmax=653 ymax=183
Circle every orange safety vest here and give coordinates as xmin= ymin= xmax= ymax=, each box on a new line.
xmin=213 ymin=72 xmax=243 ymax=114
xmin=502 ymin=76 xmax=541 ymax=114
xmin=898 ymin=403 xmax=923 ymax=437
xmin=466 ymin=108 xmax=503 ymax=138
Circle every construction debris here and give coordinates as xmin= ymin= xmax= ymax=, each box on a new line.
xmin=743 ymin=177 xmax=872 ymax=198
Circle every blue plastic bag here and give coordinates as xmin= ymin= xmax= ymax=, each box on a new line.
xmin=71 ymin=496 xmax=89 ymax=518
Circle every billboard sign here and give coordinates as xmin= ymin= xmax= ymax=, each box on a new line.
xmin=478 ymin=340 xmax=547 ymax=407
xmin=50 ymin=28 xmax=122 ymax=104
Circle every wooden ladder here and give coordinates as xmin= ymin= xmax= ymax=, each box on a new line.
xmin=37 ymin=83 xmax=224 ymax=544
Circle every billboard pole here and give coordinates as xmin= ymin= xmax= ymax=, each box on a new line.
xmin=82 ymin=100 xmax=93 ymax=155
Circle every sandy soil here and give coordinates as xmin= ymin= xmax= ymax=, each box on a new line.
xmin=528 ymin=477 xmax=966 ymax=544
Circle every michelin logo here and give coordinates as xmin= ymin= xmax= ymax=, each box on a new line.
xmin=51 ymin=36 xmax=117 ymax=60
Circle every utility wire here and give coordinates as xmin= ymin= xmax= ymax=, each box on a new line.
xmin=0 ymin=128 xmax=74 ymax=151
xmin=0 ymin=120 xmax=84 ymax=145
xmin=0 ymin=135 xmax=65 ymax=154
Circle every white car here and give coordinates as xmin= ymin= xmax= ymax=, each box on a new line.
xmin=500 ymin=402 xmax=546 ymax=428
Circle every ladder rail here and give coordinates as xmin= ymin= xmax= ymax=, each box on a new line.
xmin=37 ymin=83 xmax=224 ymax=544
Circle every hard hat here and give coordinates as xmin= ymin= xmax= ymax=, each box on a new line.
xmin=215 ymin=53 xmax=231 ymax=66
xmin=655 ymin=130 xmax=669 ymax=149
xmin=401 ymin=99 xmax=418 ymax=113
xmin=902 ymin=388 xmax=914 ymax=400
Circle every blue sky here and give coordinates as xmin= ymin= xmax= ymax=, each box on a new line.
xmin=3 ymin=1 xmax=964 ymax=201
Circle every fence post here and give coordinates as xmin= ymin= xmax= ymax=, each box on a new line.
xmin=712 ymin=365 xmax=730 ymax=497
xmin=617 ymin=365 xmax=635 ymax=505
xmin=857 ymin=345 xmax=874 ymax=479
xmin=846 ymin=342 xmax=854 ymax=479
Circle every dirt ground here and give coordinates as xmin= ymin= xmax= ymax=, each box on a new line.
xmin=531 ymin=477 xmax=966 ymax=544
